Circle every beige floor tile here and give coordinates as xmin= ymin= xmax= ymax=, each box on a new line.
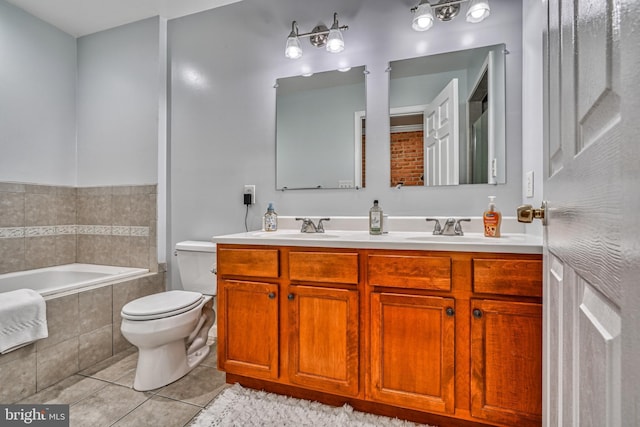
xmin=79 ymin=347 xmax=136 ymax=382
xmin=111 ymin=395 xmax=202 ymax=427
xmin=199 ymin=344 xmax=218 ymax=368
xmin=69 ymin=383 xmax=149 ymax=427
xmin=110 ymin=368 xmax=139 ymax=390
xmin=19 ymin=375 xmax=109 ymax=405
xmin=155 ymin=365 xmax=227 ymax=407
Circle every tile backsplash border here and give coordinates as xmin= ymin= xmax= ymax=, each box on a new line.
xmin=0 ymin=182 xmax=158 ymax=274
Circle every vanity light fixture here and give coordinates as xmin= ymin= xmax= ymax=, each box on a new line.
xmin=411 ymin=0 xmax=490 ymax=31
xmin=466 ymin=0 xmax=491 ymax=23
xmin=285 ymin=13 xmax=348 ymax=59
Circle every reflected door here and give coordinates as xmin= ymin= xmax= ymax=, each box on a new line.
xmin=424 ymin=79 xmax=459 ymax=186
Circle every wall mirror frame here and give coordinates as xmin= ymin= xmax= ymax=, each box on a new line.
xmin=275 ymin=66 xmax=366 ymax=190
xmin=388 ymin=44 xmax=507 ymax=187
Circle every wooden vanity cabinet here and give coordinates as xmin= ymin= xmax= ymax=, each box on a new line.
xmin=367 ymin=252 xmax=542 ymax=427
xmin=470 ymin=299 xmax=542 ymax=426
xmin=217 ymin=246 xmax=361 ymax=397
xmin=287 ymin=250 xmax=360 ymax=397
xmin=217 ymin=247 xmax=280 ymax=380
xmin=218 ymin=279 xmax=279 ymax=379
xmin=368 ymin=254 xmax=456 ymax=414
xmin=217 ymin=245 xmax=542 ymax=427
xmin=370 ymin=292 xmax=456 ymax=413
xmin=469 ymin=258 xmax=543 ymax=427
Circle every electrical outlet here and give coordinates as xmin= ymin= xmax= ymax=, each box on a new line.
xmin=491 ymin=158 xmax=498 ymax=178
xmin=243 ymin=185 xmax=256 ymax=204
xmin=526 ymin=171 xmax=534 ymax=198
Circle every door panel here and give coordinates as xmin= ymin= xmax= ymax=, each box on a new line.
xmin=424 ymin=78 xmax=459 ymax=186
xmin=543 ymin=0 xmax=632 ymax=425
xmin=577 ymin=278 xmax=621 ymax=427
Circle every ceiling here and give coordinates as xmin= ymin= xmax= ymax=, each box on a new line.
xmin=5 ymin=0 xmax=243 ymax=37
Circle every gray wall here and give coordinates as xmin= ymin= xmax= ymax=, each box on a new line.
xmin=76 ymin=17 xmax=162 ymax=187
xmin=168 ymin=0 xmax=523 ymax=288
xmin=0 ymin=0 xmax=76 ymax=185
xmin=521 ymin=0 xmax=545 ymax=236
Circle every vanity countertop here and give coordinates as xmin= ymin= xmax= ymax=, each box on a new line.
xmin=212 ymin=229 xmax=542 ymax=254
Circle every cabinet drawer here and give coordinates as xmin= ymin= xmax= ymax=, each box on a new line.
xmin=289 ymin=251 xmax=359 ymax=284
xmin=473 ymin=258 xmax=542 ymax=297
xmin=217 ymin=248 xmax=279 ymax=278
xmin=368 ymin=254 xmax=451 ymax=291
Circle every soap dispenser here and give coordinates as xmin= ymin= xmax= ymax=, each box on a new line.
xmin=483 ymin=196 xmax=502 ymax=237
xmin=264 ymin=202 xmax=278 ymax=232
xmin=369 ymin=200 xmax=383 ymax=235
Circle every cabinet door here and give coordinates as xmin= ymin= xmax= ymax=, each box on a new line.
xmin=470 ymin=299 xmax=542 ymax=426
xmin=218 ymin=279 xmax=279 ymax=379
xmin=287 ymin=285 xmax=359 ymax=396
xmin=370 ymin=292 xmax=455 ymax=414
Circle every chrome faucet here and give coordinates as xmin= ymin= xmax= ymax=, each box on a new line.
xmin=295 ymin=217 xmax=330 ymax=233
xmin=426 ymin=218 xmax=471 ymax=236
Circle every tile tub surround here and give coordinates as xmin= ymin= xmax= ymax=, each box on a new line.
xmin=0 ymin=272 xmax=165 ymax=403
xmin=0 ymin=182 xmax=158 ymax=274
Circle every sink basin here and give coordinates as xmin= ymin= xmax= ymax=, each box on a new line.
xmin=249 ymin=231 xmax=340 ymax=239
xmin=405 ymin=234 xmax=524 ymax=243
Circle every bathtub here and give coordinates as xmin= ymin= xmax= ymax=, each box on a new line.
xmin=0 ymin=263 xmax=149 ymax=297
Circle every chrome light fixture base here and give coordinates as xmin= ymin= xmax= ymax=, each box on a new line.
xmin=435 ymin=2 xmax=460 ymax=21
xmin=309 ymin=25 xmax=328 ymax=47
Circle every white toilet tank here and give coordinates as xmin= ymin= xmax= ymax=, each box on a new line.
xmin=175 ymin=241 xmax=217 ymax=295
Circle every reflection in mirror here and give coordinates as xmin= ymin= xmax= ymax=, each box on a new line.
xmin=276 ymin=66 xmax=366 ymax=190
xmin=388 ymin=44 xmax=506 ymax=187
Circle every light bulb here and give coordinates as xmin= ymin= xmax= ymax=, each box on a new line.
xmin=466 ymin=0 xmax=490 ymax=23
xmin=412 ymin=3 xmax=434 ymax=31
xmin=326 ymin=14 xmax=344 ymax=53
xmin=326 ymin=29 xmax=344 ymax=53
xmin=285 ymin=22 xmax=302 ymax=59
xmin=285 ymin=35 xmax=302 ymax=59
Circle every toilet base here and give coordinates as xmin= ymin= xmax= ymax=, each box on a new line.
xmin=132 ymin=341 xmax=210 ymax=391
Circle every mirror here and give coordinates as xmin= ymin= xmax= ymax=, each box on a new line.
xmin=388 ymin=44 xmax=506 ymax=187
xmin=276 ymin=66 xmax=366 ymax=190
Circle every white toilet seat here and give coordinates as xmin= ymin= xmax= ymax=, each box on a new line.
xmin=121 ymin=290 xmax=204 ymax=321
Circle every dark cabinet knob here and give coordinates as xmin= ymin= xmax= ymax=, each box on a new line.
xmin=288 ymin=293 xmax=295 ymax=300
xmin=445 ymin=307 xmax=455 ymax=317
xmin=268 ymin=292 xmax=276 ymax=299
xmin=473 ymin=308 xmax=483 ymax=319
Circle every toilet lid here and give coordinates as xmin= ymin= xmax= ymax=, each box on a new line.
xmin=121 ymin=290 xmax=203 ymax=320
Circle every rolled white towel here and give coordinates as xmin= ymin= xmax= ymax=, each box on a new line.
xmin=0 ymin=289 xmax=48 ymax=354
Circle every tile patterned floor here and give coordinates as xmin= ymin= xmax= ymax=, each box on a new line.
xmin=19 ymin=344 xmax=227 ymax=427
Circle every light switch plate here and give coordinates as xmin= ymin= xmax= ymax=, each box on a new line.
xmin=526 ymin=171 xmax=534 ymax=198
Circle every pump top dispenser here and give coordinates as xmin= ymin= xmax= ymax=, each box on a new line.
xmin=483 ymin=196 xmax=502 ymax=237
xmin=264 ymin=203 xmax=278 ymax=232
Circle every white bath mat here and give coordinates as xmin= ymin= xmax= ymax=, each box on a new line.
xmin=190 ymin=383 xmax=435 ymax=427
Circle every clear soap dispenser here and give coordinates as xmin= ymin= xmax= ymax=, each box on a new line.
xmin=369 ymin=200 xmax=383 ymax=235
xmin=264 ymin=202 xmax=278 ymax=232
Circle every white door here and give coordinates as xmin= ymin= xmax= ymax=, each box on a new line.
xmin=424 ymin=79 xmax=459 ymax=186
xmin=543 ymin=1 xmax=640 ymax=426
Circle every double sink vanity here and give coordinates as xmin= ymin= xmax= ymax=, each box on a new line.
xmin=212 ymin=217 xmax=542 ymax=427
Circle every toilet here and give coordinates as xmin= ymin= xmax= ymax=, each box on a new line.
xmin=120 ymin=240 xmax=217 ymax=391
